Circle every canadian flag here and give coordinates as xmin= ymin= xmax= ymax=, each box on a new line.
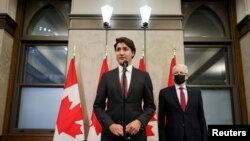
xmin=53 ymin=57 xmax=85 ymax=141
xmin=138 ymin=57 xmax=158 ymax=141
xmin=167 ymin=55 xmax=176 ymax=86
xmin=87 ymin=57 xmax=109 ymax=141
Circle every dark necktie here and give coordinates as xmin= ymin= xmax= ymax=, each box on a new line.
xmin=179 ymin=87 xmax=186 ymax=111
xmin=121 ymin=71 xmax=128 ymax=96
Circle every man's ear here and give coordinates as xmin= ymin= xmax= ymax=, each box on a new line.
xmin=132 ymin=52 xmax=135 ymax=58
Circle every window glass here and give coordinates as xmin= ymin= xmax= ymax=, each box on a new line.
xmin=184 ymin=7 xmax=225 ymax=37
xmin=27 ymin=5 xmax=68 ymax=36
xmin=201 ymin=89 xmax=233 ymax=125
xmin=18 ymin=87 xmax=63 ymax=129
xmin=185 ymin=47 xmax=228 ymax=85
xmin=24 ymin=45 xmax=67 ymax=83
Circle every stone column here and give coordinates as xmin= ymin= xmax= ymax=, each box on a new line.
xmin=0 ymin=0 xmax=17 ymax=135
xmin=237 ymin=0 xmax=250 ymax=123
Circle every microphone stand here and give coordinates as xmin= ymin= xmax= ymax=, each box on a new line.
xmin=122 ymin=61 xmax=131 ymax=141
xmin=122 ymin=67 xmax=127 ymax=141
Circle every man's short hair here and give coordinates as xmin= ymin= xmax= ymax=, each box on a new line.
xmin=114 ymin=37 xmax=136 ymax=55
xmin=173 ymin=64 xmax=189 ymax=74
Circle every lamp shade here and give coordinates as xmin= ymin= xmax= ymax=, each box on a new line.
xmin=140 ymin=5 xmax=152 ymax=26
xmin=101 ymin=5 xmax=113 ymax=25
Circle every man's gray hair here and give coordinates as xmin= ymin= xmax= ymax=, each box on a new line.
xmin=173 ymin=64 xmax=189 ymax=74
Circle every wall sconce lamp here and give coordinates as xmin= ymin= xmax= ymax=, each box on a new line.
xmin=140 ymin=5 xmax=152 ymax=28
xmin=101 ymin=5 xmax=113 ymax=28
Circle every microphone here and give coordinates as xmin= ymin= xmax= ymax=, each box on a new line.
xmin=122 ymin=60 xmax=128 ymax=71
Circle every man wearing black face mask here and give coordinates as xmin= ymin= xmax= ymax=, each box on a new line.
xmin=158 ymin=64 xmax=208 ymax=141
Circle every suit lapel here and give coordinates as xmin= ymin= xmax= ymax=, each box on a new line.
xmin=126 ymin=67 xmax=136 ymax=98
xmin=185 ymin=87 xmax=193 ymax=112
xmin=112 ymin=68 xmax=122 ymax=97
xmin=170 ymin=86 xmax=183 ymax=111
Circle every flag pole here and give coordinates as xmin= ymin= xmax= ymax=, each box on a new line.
xmin=167 ymin=47 xmax=177 ymax=87
xmin=105 ymin=25 xmax=109 ymax=58
xmin=105 ymin=23 xmax=109 ymax=59
xmin=143 ymin=27 xmax=147 ymax=65
xmin=141 ymin=49 xmax=144 ymax=58
xmin=105 ymin=45 xmax=108 ymax=58
xmin=73 ymin=45 xmax=76 ymax=57
xmin=173 ymin=47 xmax=176 ymax=56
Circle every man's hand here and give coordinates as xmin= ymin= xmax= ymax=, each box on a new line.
xmin=109 ymin=124 xmax=124 ymax=136
xmin=125 ymin=119 xmax=142 ymax=135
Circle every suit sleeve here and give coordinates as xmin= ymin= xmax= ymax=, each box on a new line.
xmin=158 ymin=89 xmax=167 ymax=141
xmin=137 ymin=72 xmax=156 ymax=127
xmin=93 ymin=73 xmax=114 ymax=132
xmin=197 ymin=90 xmax=208 ymax=141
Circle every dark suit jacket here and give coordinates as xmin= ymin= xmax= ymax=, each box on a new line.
xmin=94 ymin=67 xmax=156 ymax=141
xmin=158 ymin=86 xmax=207 ymax=141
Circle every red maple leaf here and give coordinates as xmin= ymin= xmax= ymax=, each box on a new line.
xmin=146 ymin=124 xmax=154 ymax=136
xmin=57 ymin=95 xmax=83 ymax=137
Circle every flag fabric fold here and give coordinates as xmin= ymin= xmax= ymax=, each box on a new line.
xmin=138 ymin=57 xmax=158 ymax=141
xmin=138 ymin=57 xmax=146 ymax=72
xmin=53 ymin=57 xmax=85 ymax=141
xmin=167 ymin=55 xmax=176 ymax=87
xmin=87 ymin=57 xmax=109 ymax=141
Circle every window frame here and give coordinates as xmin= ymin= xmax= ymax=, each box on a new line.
xmin=184 ymin=44 xmax=232 ymax=85
xmin=182 ymin=0 xmax=243 ymax=124
xmin=8 ymin=0 xmax=70 ymax=134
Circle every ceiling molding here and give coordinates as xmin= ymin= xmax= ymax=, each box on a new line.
xmin=69 ymin=14 xmax=183 ymax=30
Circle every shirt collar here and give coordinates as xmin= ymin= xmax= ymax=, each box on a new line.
xmin=175 ymin=84 xmax=187 ymax=89
xmin=119 ymin=64 xmax=132 ymax=73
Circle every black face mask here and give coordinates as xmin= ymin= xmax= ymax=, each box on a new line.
xmin=174 ymin=75 xmax=185 ymax=84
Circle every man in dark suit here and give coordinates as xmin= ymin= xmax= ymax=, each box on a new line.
xmin=94 ymin=37 xmax=156 ymax=141
xmin=158 ymin=64 xmax=207 ymax=141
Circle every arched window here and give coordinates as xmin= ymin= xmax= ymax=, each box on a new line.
xmin=9 ymin=0 xmax=70 ymax=134
xmin=27 ymin=5 xmax=68 ymax=36
xmin=184 ymin=6 xmax=225 ymax=37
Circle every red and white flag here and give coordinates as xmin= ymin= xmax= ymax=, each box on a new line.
xmin=53 ymin=57 xmax=85 ymax=141
xmin=87 ymin=57 xmax=109 ymax=141
xmin=167 ymin=55 xmax=176 ymax=87
xmin=138 ymin=57 xmax=158 ymax=141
